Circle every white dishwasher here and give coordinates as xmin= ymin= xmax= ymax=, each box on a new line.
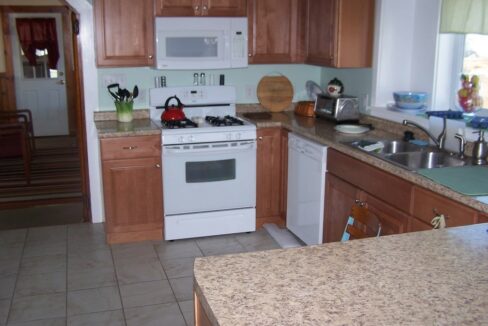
xmin=286 ymin=133 xmax=327 ymax=245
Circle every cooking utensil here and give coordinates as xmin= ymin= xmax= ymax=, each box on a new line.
xmin=305 ymin=80 xmax=323 ymax=101
xmin=294 ymin=101 xmax=315 ymax=117
xmin=162 ymin=95 xmax=186 ymax=121
xmin=257 ymin=75 xmax=294 ymax=112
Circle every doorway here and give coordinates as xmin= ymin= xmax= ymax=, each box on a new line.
xmin=0 ymin=4 xmax=90 ymax=229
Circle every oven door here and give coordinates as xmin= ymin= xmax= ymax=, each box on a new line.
xmin=162 ymin=140 xmax=256 ymax=215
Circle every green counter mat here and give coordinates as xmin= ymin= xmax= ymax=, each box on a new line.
xmin=418 ymin=166 xmax=488 ymax=196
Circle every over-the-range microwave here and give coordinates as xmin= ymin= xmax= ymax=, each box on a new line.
xmin=155 ymin=17 xmax=248 ymax=70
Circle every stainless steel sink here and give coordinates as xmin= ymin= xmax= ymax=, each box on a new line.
xmin=384 ymin=151 xmax=468 ymax=170
xmin=344 ymin=139 xmax=470 ymax=171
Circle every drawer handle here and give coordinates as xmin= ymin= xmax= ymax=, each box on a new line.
xmin=155 ymin=163 xmax=161 ymax=168
xmin=123 ymin=146 xmax=138 ymax=150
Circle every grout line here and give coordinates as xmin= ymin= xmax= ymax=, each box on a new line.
xmin=109 ymin=243 xmax=128 ymax=326
xmin=5 ymin=228 xmax=28 ymax=325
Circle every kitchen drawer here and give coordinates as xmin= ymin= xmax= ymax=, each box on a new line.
xmin=100 ymin=135 xmax=161 ymax=160
xmin=478 ymin=213 xmax=488 ymax=224
xmin=408 ymin=216 xmax=433 ymax=232
xmin=412 ymin=187 xmax=477 ymax=227
xmin=327 ymin=149 xmax=413 ymax=214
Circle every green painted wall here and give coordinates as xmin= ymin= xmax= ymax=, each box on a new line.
xmin=320 ymin=67 xmax=373 ymax=105
xmin=98 ymin=64 xmax=322 ymax=110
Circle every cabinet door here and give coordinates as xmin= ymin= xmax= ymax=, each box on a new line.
xmin=102 ymin=157 xmax=163 ymax=243
xmin=256 ymin=128 xmax=284 ymax=227
xmin=248 ymin=0 xmax=306 ymax=63
xmin=478 ymin=214 xmax=488 ymax=223
xmin=324 ymin=173 xmax=360 ymax=243
xmin=363 ymin=193 xmax=409 ymax=236
xmin=95 ymin=0 xmax=155 ymax=66
xmin=204 ymin=0 xmax=247 ymax=16
xmin=408 ymin=217 xmax=433 ymax=233
xmin=412 ymin=187 xmax=477 ymax=228
xmin=155 ymin=0 xmax=199 ymax=16
xmin=306 ymin=0 xmax=337 ymax=67
xmin=280 ymin=129 xmax=289 ymax=220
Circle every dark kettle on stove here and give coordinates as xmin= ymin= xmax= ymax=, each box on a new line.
xmin=162 ymin=95 xmax=186 ymax=121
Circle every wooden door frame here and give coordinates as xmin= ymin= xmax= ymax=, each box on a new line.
xmin=1 ymin=5 xmax=91 ymax=222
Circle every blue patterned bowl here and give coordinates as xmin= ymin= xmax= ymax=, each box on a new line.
xmin=393 ymin=92 xmax=428 ymax=110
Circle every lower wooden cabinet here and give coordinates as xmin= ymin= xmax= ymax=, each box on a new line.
xmin=412 ymin=187 xmax=477 ymax=228
xmin=478 ymin=214 xmax=488 ymax=224
xmin=408 ymin=217 xmax=433 ymax=232
xmin=256 ymin=128 xmax=287 ymax=228
xmin=100 ymin=135 xmax=163 ymax=244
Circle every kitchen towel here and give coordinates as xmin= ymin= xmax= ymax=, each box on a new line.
xmin=418 ymin=166 xmax=488 ymax=196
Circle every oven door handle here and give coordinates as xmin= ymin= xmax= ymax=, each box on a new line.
xmin=163 ymin=141 xmax=256 ymax=155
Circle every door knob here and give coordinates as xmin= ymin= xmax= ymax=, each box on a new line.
xmin=57 ymin=79 xmax=65 ymax=85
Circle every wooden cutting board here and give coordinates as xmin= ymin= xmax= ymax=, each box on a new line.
xmin=257 ymin=76 xmax=294 ymax=112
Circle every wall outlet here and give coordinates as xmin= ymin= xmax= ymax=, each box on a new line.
xmin=245 ymin=85 xmax=256 ymax=99
xmin=103 ymin=74 xmax=127 ymax=88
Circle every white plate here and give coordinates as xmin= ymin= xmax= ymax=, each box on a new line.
xmin=334 ymin=124 xmax=370 ymax=134
xmin=387 ymin=103 xmax=426 ymax=114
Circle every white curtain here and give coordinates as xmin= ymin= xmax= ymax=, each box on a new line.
xmin=440 ymin=0 xmax=488 ymax=34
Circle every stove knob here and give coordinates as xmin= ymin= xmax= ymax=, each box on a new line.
xmin=178 ymin=136 xmax=184 ymax=143
xmin=188 ymin=135 xmax=194 ymax=142
xmin=236 ymin=133 xmax=241 ymax=140
xmin=226 ymin=133 xmax=232 ymax=140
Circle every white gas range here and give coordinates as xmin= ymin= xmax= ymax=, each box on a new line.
xmin=149 ymin=86 xmax=257 ymax=240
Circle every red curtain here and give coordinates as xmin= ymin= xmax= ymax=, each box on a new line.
xmin=16 ymin=18 xmax=60 ymax=70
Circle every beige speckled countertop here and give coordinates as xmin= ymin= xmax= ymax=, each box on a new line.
xmin=194 ymin=223 xmax=488 ymax=325
xmin=240 ymin=111 xmax=488 ymax=214
xmin=95 ymin=119 xmax=161 ymax=138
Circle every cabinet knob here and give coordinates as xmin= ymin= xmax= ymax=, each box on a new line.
xmin=155 ymin=163 xmax=161 ymax=168
xmin=258 ymin=136 xmax=263 ymax=140
xmin=123 ymin=146 xmax=138 ymax=150
xmin=248 ymin=53 xmax=252 ymax=57
xmin=148 ymin=55 xmax=153 ymax=59
xmin=202 ymin=5 xmax=208 ymax=11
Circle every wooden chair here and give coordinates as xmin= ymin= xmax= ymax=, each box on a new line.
xmin=341 ymin=203 xmax=382 ymax=241
xmin=0 ymin=122 xmax=31 ymax=183
xmin=0 ymin=109 xmax=35 ymax=152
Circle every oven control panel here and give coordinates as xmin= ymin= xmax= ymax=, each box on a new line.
xmin=163 ymin=130 xmax=256 ymax=145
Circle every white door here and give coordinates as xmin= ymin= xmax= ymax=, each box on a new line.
xmin=10 ymin=13 xmax=68 ymax=136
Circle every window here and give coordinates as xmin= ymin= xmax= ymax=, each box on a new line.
xmin=462 ymin=34 xmax=488 ymax=110
xmin=20 ymin=48 xmax=58 ymax=79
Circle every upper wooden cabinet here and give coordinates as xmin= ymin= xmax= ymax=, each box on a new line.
xmin=94 ymin=0 xmax=155 ymax=67
xmin=306 ymin=0 xmax=375 ymax=68
xmin=156 ymin=0 xmax=247 ymax=16
xmin=247 ymin=0 xmax=306 ymax=63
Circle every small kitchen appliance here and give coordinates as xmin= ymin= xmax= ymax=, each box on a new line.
xmin=314 ymin=94 xmax=360 ymax=122
xmin=149 ymin=86 xmax=257 ymax=240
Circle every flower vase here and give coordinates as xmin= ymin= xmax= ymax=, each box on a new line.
xmin=115 ymin=101 xmax=134 ymax=122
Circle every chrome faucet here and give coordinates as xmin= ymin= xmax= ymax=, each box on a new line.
xmin=402 ymin=116 xmax=447 ymax=150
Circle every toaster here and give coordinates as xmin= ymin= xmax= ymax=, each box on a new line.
xmin=314 ymin=94 xmax=360 ymax=122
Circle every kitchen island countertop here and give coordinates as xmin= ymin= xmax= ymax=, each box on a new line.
xmin=194 ymin=223 xmax=488 ymax=325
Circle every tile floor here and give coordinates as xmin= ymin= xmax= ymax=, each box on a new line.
xmin=0 ymin=224 xmax=281 ymax=326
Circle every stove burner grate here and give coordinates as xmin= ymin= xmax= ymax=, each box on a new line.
xmin=205 ymin=115 xmax=244 ymax=126
xmin=163 ymin=118 xmax=198 ymax=129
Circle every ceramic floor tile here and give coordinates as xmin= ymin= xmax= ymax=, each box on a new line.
xmin=178 ymin=300 xmax=194 ymax=326
xmin=15 ymin=272 xmax=66 ymax=297
xmin=234 ymin=229 xmax=278 ymax=247
xmin=67 ymin=236 xmax=109 ymax=255
xmin=196 ymin=236 xmax=246 ymax=256
xmin=67 ymin=286 xmax=121 ymax=316
xmin=7 ymin=318 xmax=66 ymax=326
xmin=8 ymin=293 xmax=66 ymax=323
xmin=161 ymin=257 xmax=195 ymax=279
xmin=67 ymin=309 xmax=125 ymax=326
xmin=169 ymin=277 xmax=193 ymax=302
xmin=119 ymin=279 xmax=175 ymax=308
xmin=0 ymin=259 xmax=20 ymax=277
xmin=154 ymin=240 xmax=203 ymax=260
xmin=0 ymin=299 xmax=9 ymax=326
xmin=0 ymin=229 xmax=26 ymax=245
xmin=68 ymin=265 xmax=117 ymax=291
xmin=19 ymin=255 xmax=66 ymax=276
xmin=114 ymin=257 xmax=165 ymax=285
xmin=67 ymin=248 xmax=113 ymax=272
xmin=111 ymin=242 xmax=158 ymax=261
xmin=0 ymin=275 xmax=16 ymax=300
xmin=125 ymin=302 xmax=186 ymax=326
xmin=26 ymin=226 xmax=67 ymax=244
xmin=67 ymin=223 xmax=105 ymax=237
xmin=0 ymin=244 xmax=23 ymax=261
xmin=22 ymin=242 xmax=66 ymax=259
